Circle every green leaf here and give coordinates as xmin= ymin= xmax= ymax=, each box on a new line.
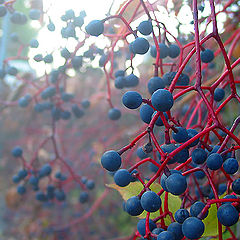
xmin=202 ymin=204 xmax=225 ymax=237
xmin=107 ymin=181 xmax=181 ymax=224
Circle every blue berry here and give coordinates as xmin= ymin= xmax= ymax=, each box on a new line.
xmin=137 ymin=218 xmax=157 ymax=236
xmin=139 ymin=104 xmax=154 ymax=124
xmin=152 ymin=111 xmax=168 ymax=127
xmin=187 ymin=129 xmax=199 ymax=147
xmin=125 ymin=196 xmax=144 ymax=216
xmin=182 ymin=217 xmax=205 ymax=239
xmin=174 ymin=208 xmax=189 ymax=224
xmin=174 ymin=145 xmax=189 ymax=163
xmin=29 ymin=175 xmax=39 ymax=186
xmin=12 ymin=146 xmax=23 ymax=158
xmin=114 ymin=70 xmax=125 ymax=78
xmin=214 ymin=88 xmax=225 ymax=102
xmin=151 ymin=89 xmax=174 ymax=112
xmin=61 ymin=110 xmax=71 ymax=120
xmin=29 ymin=39 xmax=39 ymax=48
xmin=101 ymin=150 xmax=122 ymax=171
xmin=86 ymin=179 xmax=95 ymax=190
xmin=108 ymin=108 xmax=121 ymax=120
xmin=29 ymin=9 xmax=41 ymax=20
xmin=223 ymin=158 xmax=239 ymax=174
xmin=47 ymin=185 xmax=55 ymax=199
xmin=190 ymin=201 xmax=208 ymax=219
xmin=167 ymin=222 xmax=183 ymax=240
xmin=61 ymin=48 xmax=71 ymax=59
xmin=85 ymin=20 xmax=104 ymax=36
xmin=157 ymin=231 xmax=176 ymax=240
xmin=122 ymin=91 xmax=142 ymax=109
xmin=138 ymin=20 xmax=153 ymax=35
xmin=200 ymin=49 xmax=214 ymax=63
xmin=232 ymin=178 xmax=240 ymax=194
xmin=114 ymin=169 xmax=132 ymax=187
xmin=43 ymin=54 xmax=53 ymax=63
xmin=55 ymin=189 xmax=66 ymax=201
xmin=39 ymin=164 xmax=52 ymax=178
xmin=131 ymin=38 xmax=149 ymax=55
xmin=79 ymin=192 xmax=89 ymax=203
xmin=136 ymin=147 xmax=149 ymax=159
xmin=147 ymin=77 xmax=165 ymax=95
xmin=72 ymin=104 xmax=85 ymax=118
xmin=218 ymin=183 xmax=227 ymax=195
xmin=160 ymin=144 xmax=177 ymax=164
xmin=151 ymin=228 xmax=164 ymax=239
xmin=17 ymin=169 xmax=28 ymax=179
xmin=140 ymin=191 xmax=161 ymax=212
xmin=217 ymin=204 xmax=239 ymax=226
xmin=206 ymin=153 xmax=223 ymax=170
xmin=72 ymin=56 xmax=83 ymax=69
xmin=12 ymin=175 xmax=21 ymax=183
xmin=159 ymin=43 xmax=169 ymax=58
xmin=81 ymin=99 xmax=90 ymax=109
xmin=165 ymin=173 xmax=187 ymax=195
xmin=176 ymin=73 xmax=190 ymax=86
xmin=41 ymin=86 xmax=56 ymax=99
xmin=125 ymin=73 xmax=139 ymax=87
xmin=36 ymin=191 xmax=48 ymax=202
xmin=115 ymin=76 xmax=126 ymax=89
xmin=192 ymin=148 xmax=207 ymax=164
xmin=168 ymin=44 xmax=180 ymax=58
xmin=47 ymin=22 xmax=55 ymax=31
xmin=172 ymin=127 xmax=188 ymax=143
xmin=33 ymin=54 xmax=43 ymax=62
xmin=17 ymin=185 xmax=26 ymax=195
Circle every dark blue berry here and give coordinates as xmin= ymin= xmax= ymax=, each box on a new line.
xmin=114 ymin=169 xmax=131 ymax=187
xmin=85 ymin=20 xmax=104 ymax=36
xmin=206 ymin=153 xmax=223 ymax=170
xmin=122 ymin=91 xmax=142 ymax=109
xmin=140 ymin=191 xmax=161 ymax=212
xmin=151 ymin=89 xmax=174 ymax=112
xmin=101 ymin=150 xmax=121 ymax=171
xmin=182 ymin=217 xmax=205 ymax=239
xmin=217 ymin=204 xmax=239 ymax=226
xmin=125 ymin=196 xmax=144 ymax=216
xmin=147 ymin=77 xmax=165 ymax=95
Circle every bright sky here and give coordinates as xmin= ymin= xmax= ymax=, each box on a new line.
xmin=27 ymin=0 xmax=225 ymax=76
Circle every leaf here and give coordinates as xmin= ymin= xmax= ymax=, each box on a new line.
xmin=202 ymin=204 xmax=225 ymax=237
xmin=107 ymin=181 xmax=181 ymax=224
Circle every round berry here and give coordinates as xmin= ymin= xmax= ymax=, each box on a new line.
xmin=85 ymin=20 xmax=104 ymax=36
xmin=147 ymin=77 xmax=165 ymax=95
xmin=12 ymin=146 xmax=23 ymax=158
xmin=114 ymin=169 xmax=132 ymax=187
xmin=200 ymin=49 xmax=214 ymax=63
xmin=151 ymin=89 xmax=174 ymax=112
xmin=125 ymin=196 xmax=144 ymax=216
xmin=125 ymin=73 xmax=139 ymax=87
xmin=232 ymin=178 xmax=240 ymax=195
xmin=137 ymin=218 xmax=156 ymax=236
xmin=168 ymin=44 xmax=180 ymax=58
xmin=182 ymin=217 xmax=205 ymax=239
xmin=122 ymin=91 xmax=142 ymax=109
xmin=159 ymin=43 xmax=169 ymax=58
xmin=223 ymin=158 xmax=239 ymax=174
xmin=206 ymin=153 xmax=223 ymax=170
xmin=192 ymin=148 xmax=207 ymax=164
xmin=138 ymin=20 xmax=153 ymax=35
xmin=157 ymin=231 xmax=176 ymax=240
xmin=214 ymin=88 xmax=225 ymax=102
xmin=165 ymin=173 xmax=187 ymax=195
xmin=139 ymin=104 xmax=154 ymax=124
xmin=86 ymin=179 xmax=95 ymax=190
xmin=108 ymin=108 xmax=121 ymax=120
xmin=167 ymin=222 xmax=183 ymax=240
xmin=131 ymin=37 xmax=150 ymax=55
xmin=79 ymin=192 xmax=89 ymax=203
xmin=187 ymin=129 xmax=199 ymax=147
xmin=190 ymin=201 xmax=208 ymax=219
xmin=172 ymin=127 xmax=188 ymax=143
xmin=140 ymin=191 xmax=161 ymax=212
xmin=174 ymin=209 xmax=189 ymax=224
xmin=217 ymin=204 xmax=239 ymax=226
xmin=101 ymin=150 xmax=121 ymax=171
